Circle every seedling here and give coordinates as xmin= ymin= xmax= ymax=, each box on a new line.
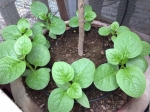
xmin=48 ymin=58 xmax=95 ymax=112
xmin=69 ymin=5 xmax=97 ymax=31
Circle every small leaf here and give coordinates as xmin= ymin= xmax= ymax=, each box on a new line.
xmin=0 ymin=40 xmax=18 ymax=59
xmin=32 ymin=34 xmax=46 ymax=47
xmin=52 ymin=61 xmax=74 ymax=84
xmin=17 ymin=18 xmax=30 ymax=33
xmin=27 ymin=45 xmax=50 ymax=67
xmin=49 ymin=32 xmax=57 ymax=39
xmin=76 ymin=92 xmax=90 ymax=108
xmin=2 ymin=25 xmax=21 ymax=40
xmin=14 ymin=35 xmax=32 ymax=56
xmin=31 ymin=24 xmax=43 ymax=37
xmin=140 ymin=41 xmax=150 ymax=56
xmin=67 ymin=82 xmax=82 ymax=99
xmin=98 ymin=27 xmax=111 ymax=36
xmin=84 ymin=22 xmax=91 ymax=31
xmin=31 ymin=1 xmax=48 ymax=18
xmin=39 ymin=13 xmax=47 ymax=20
xmin=106 ymin=49 xmax=123 ymax=65
xmin=116 ymin=67 xmax=146 ymax=98
xmin=84 ymin=5 xmax=92 ymax=12
xmin=111 ymin=36 xmax=116 ymax=42
xmin=114 ymin=31 xmax=142 ymax=58
xmin=34 ymin=22 xmax=45 ymax=27
xmin=84 ymin=11 xmax=96 ymax=21
xmin=48 ymin=88 xmax=74 ymax=112
xmin=26 ymin=68 xmax=50 ymax=90
xmin=0 ymin=57 xmax=26 ymax=84
xmin=22 ymin=69 xmax=32 ymax=76
xmin=56 ymin=83 xmax=69 ymax=90
xmin=117 ymin=26 xmax=130 ymax=35
xmin=69 ymin=16 xmax=79 ymax=27
xmin=126 ymin=56 xmax=148 ymax=73
xmin=94 ymin=63 xmax=118 ymax=91
xmin=71 ymin=58 xmax=95 ymax=88
xmin=50 ymin=18 xmax=66 ymax=35
xmin=24 ymin=29 xmax=33 ymax=37
xmin=111 ymin=21 xmax=119 ymax=31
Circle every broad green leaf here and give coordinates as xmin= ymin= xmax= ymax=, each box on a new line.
xmin=71 ymin=58 xmax=95 ymax=88
xmin=49 ymin=32 xmax=57 ymax=39
xmin=111 ymin=36 xmax=116 ymax=42
xmin=98 ymin=27 xmax=111 ymax=36
xmin=26 ymin=68 xmax=50 ymax=90
xmin=126 ymin=56 xmax=148 ymax=73
xmin=110 ymin=21 xmax=119 ymax=31
xmin=32 ymin=34 xmax=46 ymax=47
xmin=39 ymin=13 xmax=47 ymax=20
xmin=0 ymin=40 xmax=18 ymax=59
xmin=17 ymin=18 xmax=30 ymax=33
xmin=24 ymin=29 xmax=33 ymax=37
xmin=116 ymin=67 xmax=146 ymax=98
xmin=27 ymin=45 xmax=50 ymax=67
xmin=56 ymin=83 xmax=69 ymax=90
xmin=106 ymin=49 xmax=123 ymax=65
xmin=84 ymin=5 xmax=92 ymax=12
xmin=50 ymin=18 xmax=66 ymax=35
xmin=52 ymin=62 xmax=74 ymax=84
xmin=69 ymin=16 xmax=79 ymax=27
xmin=0 ymin=57 xmax=26 ymax=84
xmin=22 ymin=69 xmax=32 ymax=76
xmin=34 ymin=22 xmax=45 ymax=27
xmin=84 ymin=11 xmax=96 ymax=21
xmin=31 ymin=1 xmax=48 ymax=18
xmin=94 ymin=63 xmax=118 ymax=91
xmin=45 ymin=40 xmax=50 ymax=48
xmin=14 ymin=35 xmax=32 ymax=56
xmin=84 ymin=22 xmax=91 ymax=31
xmin=31 ymin=24 xmax=43 ymax=37
xmin=67 ymin=82 xmax=82 ymax=99
xmin=76 ymin=92 xmax=90 ymax=108
xmin=117 ymin=26 xmax=130 ymax=35
xmin=2 ymin=25 xmax=21 ymax=40
xmin=140 ymin=41 xmax=150 ymax=56
xmin=48 ymin=88 xmax=74 ymax=112
xmin=114 ymin=31 xmax=142 ymax=58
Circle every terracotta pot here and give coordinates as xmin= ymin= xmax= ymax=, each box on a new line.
xmin=10 ymin=20 xmax=150 ymax=112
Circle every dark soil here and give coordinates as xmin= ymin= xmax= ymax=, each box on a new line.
xmin=24 ymin=27 xmax=131 ymax=112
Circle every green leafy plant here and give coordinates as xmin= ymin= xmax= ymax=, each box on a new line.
xmin=48 ymin=58 xmax=95 ymax=112
xmin=94 ymin=30 xmax=150 ymax=98
xmin=69 ymin=5 xmax=97 ymax=31
xmin=98 ymin=21 xmax=130 ymax=42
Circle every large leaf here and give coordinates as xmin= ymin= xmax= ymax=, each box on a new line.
xmin=71 ymin=58 xmax=95 ymax=88
xmin=106 ymin=49 xmax=123 ymax=65
xmin=26 ymin=68 xmax=50 ymax=90
xmin=17 ymin=18 xmax=30 ymax=33
xmin=31 ymin=1 xmax=48 ymax=18
xmin=32 ymin=34 xmax=46 ymax=47
xmin=94 ymin=63 xmax=118 ymax=91
xmin=140 ymin=41 xmax=150 ymax=56
xmin=1 ymin=25 xmax=21 ymax=40
xmin=76 ymin=92 xmax=90 ymax=108
xmin=52 ymin=62 xmax=74 ymax=84
xmin=48 ymin=88 xmax=74 ymax=112
xmin=27 ymin=45 xmax=50 ymax=67
xmin=31 ymin=24 xmax=43 ymax=37
xmin=84 ymin=22 xmax=91 ymax=31
xmin=84 ymin=11 xmax=96 ymax=21
xmin=14 ymin=35 xmax=32 ymax=57
xmin=114 ymin=31 xmax=142 ymax=58
xmin=117 ymin=26 xmax=130 ymax=35
xmin=67 ymin=82 xmax=82 ymax=99
xmin=116 ymin=67 xmax=146 ymax=98
xmin=84 ymin=5 xmax=92 ymax=12
xmin=0 ymin=57 xmax=26 ymax=84
xmin=98 ymin=27 xmax=111 ymax=36
xmin=126 ymin=56 xmax=148 ymax=73
xmin=110 ymin=21 xmax=119 ymax=31
xmin=0 ymin=40 xmax=18 ymax=59
xmin=56 ymin=83 xmax=69 ymax=90
xmin=69 ymin=16 xmax=79 ymax=27
xmin=50 ymin=18 xmax=66 ymax=35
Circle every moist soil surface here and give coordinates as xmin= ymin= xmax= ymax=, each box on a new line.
xmin=24 ymin=27 xmax=131 ymax=112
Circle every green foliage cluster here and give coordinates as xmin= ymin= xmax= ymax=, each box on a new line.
xmin=69 ymin=5 xmax=97 ymax=31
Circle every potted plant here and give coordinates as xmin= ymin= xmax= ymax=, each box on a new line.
xmin=0 ymin=1 xmax=150 ymax=112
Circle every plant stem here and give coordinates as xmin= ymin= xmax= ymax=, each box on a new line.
xmin=25 ymin=61 xmax=35 ymax=72
xmin=78 ymin=0 xmax=84 ymax=56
